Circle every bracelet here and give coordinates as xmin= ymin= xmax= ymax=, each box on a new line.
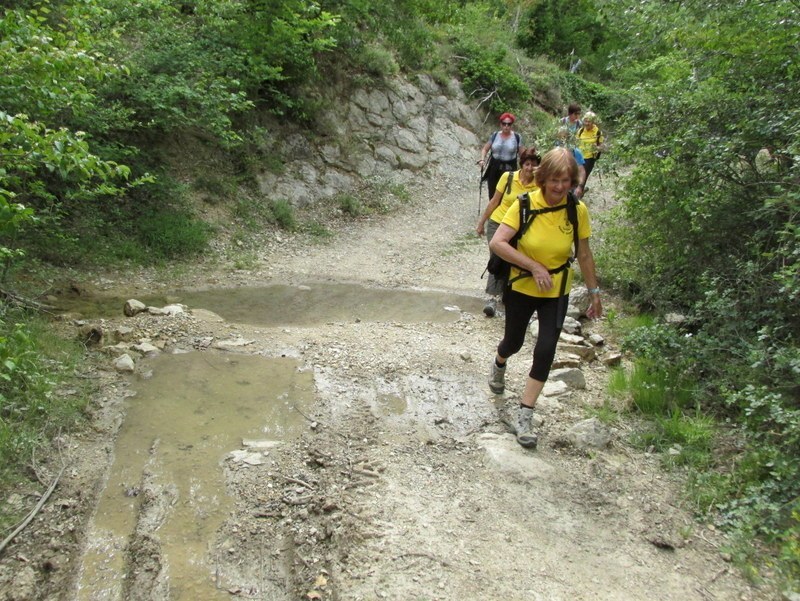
xmin=588 ymin=287 xmax=601 ymax=295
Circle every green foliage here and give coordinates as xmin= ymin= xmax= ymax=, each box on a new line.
xmin=452 ymin=39 xmax=530 ymax=113
xmin=356 ymin=43 xmax=401 ymax=78
xmin=555 ymin=72 xmax=632 ymax=121
xmin=598 ymin=0 xmax=800 ymax=564
xmin=338 ymin=194 xmax=365 ymax=217
xmin=270 ymin=199 xmax=297 ymax=230
xmin=516 ymin=0 xmax=607 ymax=75
xmin=0 ymin=3 xmax=122 ymax=123
xmin=300 ymin=220 xmax=333 ymax=239
xmin=136 ymin=209 xmax=213 ymax=260
xmin=0 ymin=311 xmax=88 ymax=487
xmin=609 ymin=361 xmax=697 ymax=416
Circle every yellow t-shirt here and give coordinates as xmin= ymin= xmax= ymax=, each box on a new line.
xmin=489 ymin=170 xmax=540 ymax=224
xmin=500 ymin=189 xmax=591 ymax=298
xmin=577 ymin=125 xmax=604 ymax=159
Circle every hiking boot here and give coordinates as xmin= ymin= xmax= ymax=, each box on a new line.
xmin=488 ymin=361 xmax=505 ymax=394
xmin=483 ymin=298 xmax=497 ymax=317
xmin=516 ymin=406 xmax=538 ymax=449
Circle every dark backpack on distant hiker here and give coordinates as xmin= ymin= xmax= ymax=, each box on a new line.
xmin=484 ymin=191 xmax=580 ymax=299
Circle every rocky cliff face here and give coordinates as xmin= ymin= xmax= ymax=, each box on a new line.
xmin=256 ymin=74 xmax=484 ymax=206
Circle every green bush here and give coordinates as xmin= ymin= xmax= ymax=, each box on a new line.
xmin=270 ymin=199 xmax=297 ymax=230
xmin=451 ymin=39 xmax=530 ymax=113
xmin=136 ymin=209 xmax=213 ymax=260
xmin=338 ymin=194 xmax=365 ymax=217
xmin=0 ymin=312 xmax=88 ymax=488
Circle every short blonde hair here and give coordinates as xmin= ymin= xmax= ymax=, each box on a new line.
xmin=583 ymin=110 xmax=597 ymax=123
xmin=535 ymin=147 xmax=579 ymax=190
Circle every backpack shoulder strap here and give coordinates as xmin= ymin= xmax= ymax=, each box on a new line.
xmin=567 ymin=191 xmax=580 ymax=256
xmin=505 ymin=170 xmax=518 ymax=195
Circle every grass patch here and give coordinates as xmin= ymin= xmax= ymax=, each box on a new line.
xmin=137 ymin=209 xmax=214 ymax=260
xmin=0 ymin=311 xmax=90 ymax=528
xmin=301 ymin=221 xmax=333 ymax=240
xmin=338 ymin=194 xmax=366 ymax=217
xmin=269 ymin=199 xmax=297 ymax=231
xmin=609 ymin=361 xmax=713 ymax=470
xmin=442 ymin=231 xmax=483 ymax=257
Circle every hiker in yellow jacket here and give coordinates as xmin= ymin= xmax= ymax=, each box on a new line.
xmin=576 ymin=111 xmax=606 ymax=189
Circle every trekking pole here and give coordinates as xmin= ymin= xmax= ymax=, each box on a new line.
xmin=478 ymin=169 xmax=483 ymax=217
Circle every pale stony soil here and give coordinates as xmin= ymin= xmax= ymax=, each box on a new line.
xmin=0 ymin=159 xmax=780 ymax=601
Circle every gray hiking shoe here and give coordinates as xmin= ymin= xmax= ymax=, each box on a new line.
xmin=516 ymin=406 xmax=538 ymax=449
xmin=483 ymin=298 xmax=496 ymax=317
xmin=488 ymin=361 xmax=505 ymax=394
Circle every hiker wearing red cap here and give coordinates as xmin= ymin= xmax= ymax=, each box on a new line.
xmin=478 ymin=113 xmax=523 ymax=198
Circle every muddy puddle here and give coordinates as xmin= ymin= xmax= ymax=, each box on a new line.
xmin=56 ymin=283 xmax=483 ymax=326
xmin=75 ymin=352 xmax=315 ymax=600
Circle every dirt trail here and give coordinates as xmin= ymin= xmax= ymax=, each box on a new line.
xmin=0 ymin=160 xmax=776 ymax=601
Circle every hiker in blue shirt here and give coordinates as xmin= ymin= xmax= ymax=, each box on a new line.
xmin=555 ymin=127 xmax=586 ymax=199
xmin=560 ymin=103 xmax=583 ymax=135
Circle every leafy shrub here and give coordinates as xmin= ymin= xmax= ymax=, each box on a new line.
xmin=338 ymin=194 xmax=365 ymax=217
xmin=0 ymin=312 xmax=87 ymax=487
xmin=136 ymin=209 xmax=213 ymax=260
xmin=556 ymin=72 xmax=633 ymax=121
xmin=356 ymin=43 xmax=401 ymax=77
xmin=451 ymin=40 xmax=530 ymax=113
xmin=270 ymin=199 xmax=297 ymax=231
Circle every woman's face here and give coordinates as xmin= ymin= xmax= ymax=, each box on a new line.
xmin=584 ymin=119 xmax=595 ymax=130
xmin=521 ymin=159 xmax=538 ymax=174
xmin=542 ymin=171 xmax=572 ymax=204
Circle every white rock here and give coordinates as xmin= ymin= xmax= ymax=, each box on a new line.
xmin=114 ymin=354 xmax=135 ymax=373
xmin=562 ymin=316 xmax=582 ymax=335
xmin=549 ymin=367 xmax=586 ymax=389
xmin=213 ymin=337 xmax=255 ymax=350
xmin=542 ymin=380 xmax=570 ymax=397
xmin=124 ymin=299 xmax=147 ymax=317
xmin=566 ymin=417 xmax=612 ymax=450
xmin=559 ymin=332 xmax=585 ymax=345
xmin=242 ymin=439 xmax=282 ymax=450
xmin=132 ymin=342 xmax=160 ymax=356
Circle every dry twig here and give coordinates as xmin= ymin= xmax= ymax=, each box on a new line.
xmin=0 ymin=465 xmax=66 ymax=555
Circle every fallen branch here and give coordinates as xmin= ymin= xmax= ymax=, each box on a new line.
xmin=0 ymin=288 xmax=56 ymax=313
xmin=396 ymin=552 xmax=452 ymax=568
xmin=0 ymin=464 xmax=66 ymax=555
xmin=279 ymin=474 xmax=315 ymax=490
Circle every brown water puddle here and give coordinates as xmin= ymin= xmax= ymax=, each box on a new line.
xmin=75 ymin=352 xmax=315 ymax=600
xmin=55 ymin=283 xmax=481 ymax=326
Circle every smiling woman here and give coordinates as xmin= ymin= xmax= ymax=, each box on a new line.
xmin=487 ymin=147 xmax=602 ymax=449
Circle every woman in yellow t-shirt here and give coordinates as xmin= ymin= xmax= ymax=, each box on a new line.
xmin=488 ymin=147 xmax=602 ymax=449
xmin=476 ymin=147 xmax=541 ymax=317
xmin=576 ymin=110 xmax=606 ymax=188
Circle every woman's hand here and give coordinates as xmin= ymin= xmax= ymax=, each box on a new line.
xmin=586 ymin=294 xmax=603 ymax=319
xmin=529 ymin=261 xmax=552 ymax=290
xmin=476 ymin=221 xmax=485 ymax=237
